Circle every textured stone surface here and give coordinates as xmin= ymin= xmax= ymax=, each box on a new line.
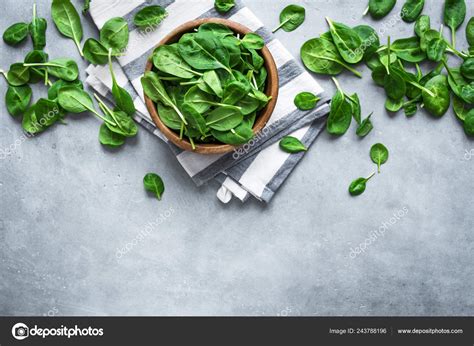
xmin=0 ymin=0 xmax=473 ymax=316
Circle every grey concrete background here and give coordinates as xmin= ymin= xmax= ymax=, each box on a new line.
xmin=0 ymin=0 xmax=473 ymax=316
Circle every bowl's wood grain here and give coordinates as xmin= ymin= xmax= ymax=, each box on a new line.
xmin=144 ymin=18 xmax=279 ymax=155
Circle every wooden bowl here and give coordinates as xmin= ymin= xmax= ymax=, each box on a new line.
xmin=144 ymin=18 xmax=279 ymax=155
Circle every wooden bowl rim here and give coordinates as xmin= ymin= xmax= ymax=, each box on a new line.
xmin=144 ymin=17 xmax=279 ymax=155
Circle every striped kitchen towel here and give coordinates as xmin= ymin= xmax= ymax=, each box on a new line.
xmin=85 ymin=0 xmax=330 ymax=203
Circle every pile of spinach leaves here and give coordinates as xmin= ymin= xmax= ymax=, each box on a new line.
xmin=1 ymin=1 xmax=137 ymax=147
xmin=301 ymin=0 xmax=474 ymax=138
xmin=141 ymin=23 xmax=270 ymax=149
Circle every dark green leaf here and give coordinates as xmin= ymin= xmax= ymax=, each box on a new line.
xmin=133 ymin=5 xmax=167 ymax=28
xmin=279 ymin=136 xmax=307 ymax=153
xmin=356 ymin=113 xmax=374 ymax=137
xmin=99 ymin=123 xmax=126 ymax=147
xmin=422 ymin=75 xmax=450 ymax=117
xmin=6 ymin=85 xmax=32 ymax=117
xmin=272 ymin=4 xmax=305 ymax=33
xmin=294 ymin=91 xmax=320 ymax=110
xmin=214 ymin=0 xmax=235 ymax=13
xmin=370 ymin=143 xmax=389 ymax=173
xmin=100 ymin=17 xmax=129 ymax=53
xmin=401 ymin=0 xmax=424 ymax=22
xmin=326 ymin=18 xmax=364 ymax=64
xmin=3 ymin=22 xmax=29 ymax=45
xmin=368 ymin=0 xmax=396 ymax=19
xmin=143 ymin=173 xmax=165 ymax=200
xmin=327 ymin=90 xmax=352 ymax=135
xmin=51 ymin=0 xmax=83 ymax=55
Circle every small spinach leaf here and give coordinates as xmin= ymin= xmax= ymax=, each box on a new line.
xmin=272 ymin=4 xmax=305 ymax=33
xmin=349 ymin=172 xmax=375 ymax=196
xmin=294 ymin=92 xmax=320 ymax=110
xmin=143 ymin=173 xmax=165 ymax=200
xmin=51 ymin=0 xmax=83 ymax=56
xmin=370 ymin=143 xmax=389 ymax=173
xmin=279 ymin=136 xmax=307 ymax=153
xmin=3 ymin=23 xmax=29 ymax=46
xmin=133 ymin=5 xmax=167 ymax=29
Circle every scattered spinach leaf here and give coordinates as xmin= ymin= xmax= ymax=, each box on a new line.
xmin=272 ymin=4 xmax=305 ymax=33
xmin=370 ymin=143 xmax=389 ymax=173
xmin=134 ymin=5 xmax=167 ymax=28
xmin=356 ymin=112 xmax=374 ymax=137
xmin=143 ymin=173 xmax=165 ymax=200
xmin=279 ymin=136 xmax=307 ymax=153
xmin=3 ymin=23 xmax=29 ymax=46
xmin=401 ymin=0 xmax=424 ymax=22
xmin=294 ymin=92 xmax=320 ymax=110
xmin=444 ymin=0 xmax=466 ymax=49
xmin=214 ymin=0 xmax=235 ymax=13
xmin=6 ymin=85 xmax=32 ymax=117
xmin=51 ymin=0 xmax=84 ymax=56
xmin=349 ymin=172 xmax=375 ymax=196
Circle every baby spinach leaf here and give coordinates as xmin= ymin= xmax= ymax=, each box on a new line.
xmin=214 ymin=0 xmax=235 ymax=13
xmin=368 ymin=0 xmax=396 ymax=19
xmin=108 ymin=51 xmax=136 ymax=116
xmin=384 ymin=69 xmax=406 ymax=101
xmin=461 ymin=58 xmax=474 ymax=80
xmin=272 ymin=4 xmax=305 ymax=33
xmin=385 ymin=97 xmax=404 ymax=112
xmin=463 ymin=109 xmax=474 ymax=136
xmin=353 ymin=25 xmax=380 ymax=59
xmin=6 ymin=85 xmax=32 ymax=117
xmin=99 ymin=123 xmax=126 ymax=147
xmin=143 ymin=173 xmax=165 ymax=200
xmin=404 ymin=102 xmax=418 ymax=117
xmin=22 ymin=106 xmax=43 ymax=134
xmin=426 ymin=35 xmax=447 ymax=62
xmin=7 ymin=63 xmax=30 ymax=86
xmin=202 ymin=70 xmax=223 ymax=97
xmin=356 ymin=113 xmax=374 ymax=137
xmin=181 ymin=103 xmax=207 ymax=135
xmin=349 ymin=172 xmax=375 ymax=196
xmin=48 ymin=79 xmax=83 ymax=100
xmin=29 ymin=4 xmax=47 ymax=50
xmin=35 ymin=98 xmax=61 ymax=127
xmin=3 ymin=22 xmax=29 ymax=46
xmin=301 ymin=38 xmax=362 ymax=78
xmin=58 ymin=85 xmax=94 ymax=113
xmin=401 ymin=0 xmax=424 ymax=22
xmin=198 ymin=23 xmax=234 ymax=37
xmin=327 ymin=89 xmax=352 ymax=136
xmin=51 ymin=0 xmax=83 ymax=56
xmin=390 ymin=37 xmax=426 ymax=62
xmin=348 ymin=93 xmax=361 ymax=124
xmin=422 ymin=75 xmax=450 ymax=117
xmin=206 ymin=106 xmax=243 ymax=131
xmin=141 ymin=71 xmax=187 ymax=125
xmin=100 ymin=17 xmax=129 ymax=54
xmin=133 ymin=5 xmax=167 ymax=28
xmin=370 ymin=143 xmax=389 ymax=173
xmin=105 ymin=110 xmax=138 ymax=137
xmin=211 ymin=122 xmax=254 ymax=145
xmin=444 ymin=0 xmax=466 ymax=48
xmin=183 ymin=86 xmax=215 ymax=113
xmin=453 ymin=95 xmax=471 ymax=121
xmin=222 ymin=80 xmax=251 ymax=105
xmin=24 ymin=58 xmax=78 ymax=81
xmin=466 ymin=17 xmax=474 ymax=46
xmin=326 ymin=18 xmax=364 ymax=64
xmin=294 ymin=92 xmax=320 ymax=110
xmin=157 ymin=103 xmax=182 ymax=130
xmin=178 ymin=32 xmax=231 ymax=73
xmin=83 ymin=38 xmax=110 ymax=65
xmin=153 ymin=45 xmax=201 ymax=79
xmin=415 ymin=15 xmax=430 ymax=37
xmin=279 ymin=136 xmax=307 ymax=153
xmin=241 ymin=33 xmax=264 ymax=50
xmin=236 ymin=96 xmax=260 ymax=115
xmin=24 ymin=50 xmax=48 ymax=84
